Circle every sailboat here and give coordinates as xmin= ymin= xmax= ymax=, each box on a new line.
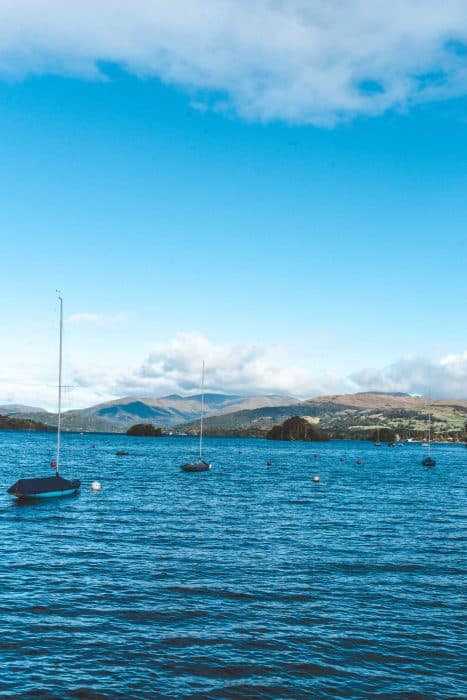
xmin=421 ymin=408 xmax=436 ymax=467
xmin=374 ymin=427 xmax=381 ymax=446
xmin=7 ymin=296 xmax=81 ymax=499
xmin=181 ymin=361 xmax=211 ymax=472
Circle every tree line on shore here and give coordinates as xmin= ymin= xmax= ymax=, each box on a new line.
xmin=2 ymin=413 xmax=466 ymax=443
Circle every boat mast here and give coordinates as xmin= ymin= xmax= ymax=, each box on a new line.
xmin=427 ymin=410 xmax=432 ymax=456
xmin=199 ymin=360 xmax=205 ymax=461
xmin=56 ymin=295 xmax=63 ymax=476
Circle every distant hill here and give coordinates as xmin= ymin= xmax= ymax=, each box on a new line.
xmin=0 ymin=404 xmax=47 ymax=415
xmin=0 ymin=409 xmax=120 ymax=433
xmin=0 ymin=414 xmax=54 ymax=432
xmin=3 ymin=391 xmax=466 ymax=438
xmin=75 ymin=393 xmax=297 ymax=430
xmin=179 ymin=392 xmax=467 ymax=440
xmin=0 ymin=393 xmax=297 ymax=433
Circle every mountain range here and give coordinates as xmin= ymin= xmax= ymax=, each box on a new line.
xmin=1 ymin=391 xmax=466 ymax=439
xmin=0 ymin=393 xmax=297 ymax=433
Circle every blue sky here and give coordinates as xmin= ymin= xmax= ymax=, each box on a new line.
xmin=1 ymin=2 xmax=466 ymax=407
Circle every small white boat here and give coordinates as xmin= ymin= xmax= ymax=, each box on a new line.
xmin=181 ymin=361 xmax=211 ymax=473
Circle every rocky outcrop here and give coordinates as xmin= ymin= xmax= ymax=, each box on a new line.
xmin=266 ymin=416 xmax=330 ymax=441
xmin=126 ymin=423 xmax=163 ymax=437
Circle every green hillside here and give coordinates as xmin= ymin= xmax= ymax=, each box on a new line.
xmin=178 ymin=392 xmax=467 ymax=441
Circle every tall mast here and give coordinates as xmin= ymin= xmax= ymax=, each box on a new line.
xmin=56 ymin=295 xmax=63 ymax=476
xmin=199 ymin=360 xmax=205 ymax=461
xmin=427 ymin=411 xmax=431 ymax=455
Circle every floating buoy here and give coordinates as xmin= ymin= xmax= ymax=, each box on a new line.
xmin=356 ymin=459 xmax=362 ymax=465
xmin=312 ymin=475 xmax=320 ymax=482
xmin=50 ymin=461 xmax=57 ymax=468
xmin=91 ymin=481 xmax=101 ymax=491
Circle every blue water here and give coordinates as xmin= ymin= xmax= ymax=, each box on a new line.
xmin=0 ymin=431 xmax=465 ymax=699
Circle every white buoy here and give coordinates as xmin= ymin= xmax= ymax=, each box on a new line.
xmin=312 ymin=475 xmax=320 ymax=483
xmin=91 ymin=481 xmax=101 ymax=491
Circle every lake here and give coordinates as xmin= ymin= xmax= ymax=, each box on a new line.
xmin=0 ymin=431 xmax=465 ymax=699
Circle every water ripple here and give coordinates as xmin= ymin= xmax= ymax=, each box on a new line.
xmin=0 ymin=432 xmax=465 ymax=699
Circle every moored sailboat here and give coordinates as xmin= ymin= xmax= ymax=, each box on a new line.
xmin=374 ymin=427 xmax=381 ymax=446
xmin=7 ymin=296 xmax=81 ymax=499
xmin=421 ymin=408 xmax=436 ymax=467
xmin=181 ymin=361 xmax=211 ymax=472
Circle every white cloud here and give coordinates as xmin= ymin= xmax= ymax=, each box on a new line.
xmin=71 ymin=332 xmax=343 ymax=399
xmin=2 ymin=332 xmax=467 ymax=409
xmin=1 ymin=1 xmax=467 ymax=124
xmin=67 ymin=312 xmax=125 ymax=327
xmin=350 ymin=352 xmax=467 ymax=398
xmin=72 ymin=337 xmax=467 ymax=405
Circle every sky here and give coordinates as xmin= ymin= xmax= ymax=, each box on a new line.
xmin=0 ymin=1 xmax=466 ymax=409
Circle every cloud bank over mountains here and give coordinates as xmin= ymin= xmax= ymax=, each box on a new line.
xmin=1 ymin=1 xmax=467 ymax=124
xmin=72 ymin=332 xmax=345 ymax=404
xmin=75 ymin=334 xmax=467 ymax=403
xmin=350 ymin=351 xmax=467 ymax=399
xmin=2 ymin=332 xmax=465 ymax=409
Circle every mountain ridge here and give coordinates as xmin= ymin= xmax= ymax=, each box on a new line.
xmin=0 ymin=393 xmax=297 ymax=433
xmin=178 ymin=392 xmax=467 ymax=439
xmin=2 ymin=391 xmax=466 ymax=438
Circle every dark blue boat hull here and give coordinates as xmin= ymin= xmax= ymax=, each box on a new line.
xmin=181 ymin=460 xmax=211 ymax=472
xmin=7 ymin=476 xmax=81 ymax=499
xmin=422 ymin=457 xmax=436 ymax=467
